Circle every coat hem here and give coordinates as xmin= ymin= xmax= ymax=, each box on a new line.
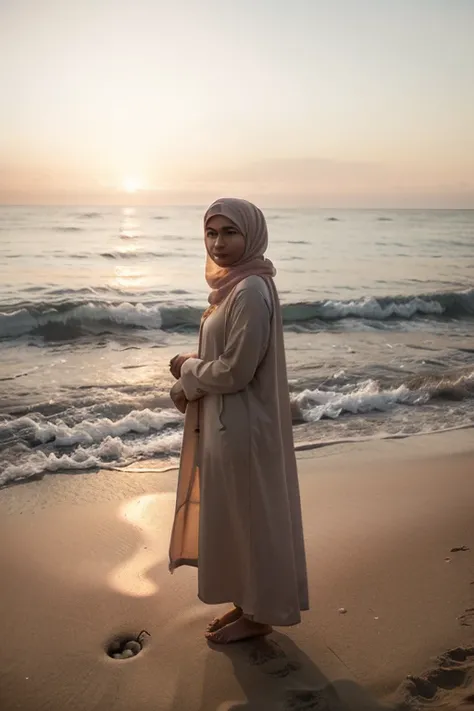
xmin=197 ymin=591 xmax=307 ymax=627
xmin=169 ymin=557 xmax=198 ymax=574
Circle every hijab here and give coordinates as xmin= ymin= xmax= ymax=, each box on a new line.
xmin=203 ymin=198 xmax=276 ymax=307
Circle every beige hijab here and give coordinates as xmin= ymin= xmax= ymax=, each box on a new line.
xmin=204 ymin=198 xmax=276 ymax=306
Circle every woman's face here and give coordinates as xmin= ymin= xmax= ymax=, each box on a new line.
xmin=205 ymin=215 xmax=246 ymax=267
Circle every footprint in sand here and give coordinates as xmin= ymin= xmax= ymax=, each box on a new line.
xmin=281 ymin=686 xmax=339 ymax=710
xmin=247 ymin=639 xmax=302 ymax=678
xmin=458 ymin=608 xmax=474 ymax=627
xmin=399 ymin=645 xmax=474 ymax=708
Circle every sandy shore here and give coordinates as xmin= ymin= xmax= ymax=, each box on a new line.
xmin=1 ymin=429 xmax=473 ymax=710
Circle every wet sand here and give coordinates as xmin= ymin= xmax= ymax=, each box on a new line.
xmin=0 ymin=428 xmax=473 ymax=710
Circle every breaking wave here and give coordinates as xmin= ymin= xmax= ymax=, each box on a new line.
xmin=292 ymin=371 xmax=474 ymax=422
xmin=1 ymin=289 xmax=473 ymax=341
xmin=0 ymin=408 xmax=183 ymax=487
xmin=2 ymin=369 xmax=472 ymax=487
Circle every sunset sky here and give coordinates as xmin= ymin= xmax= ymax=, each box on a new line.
xmin=1 ymin=0 xmax=473 ymax=207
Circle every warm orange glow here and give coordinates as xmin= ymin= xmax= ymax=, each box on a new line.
xmin=1 ymin=3 xmax=473 ymax=208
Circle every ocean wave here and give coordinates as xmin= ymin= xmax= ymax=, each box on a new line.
xmin=292 ymin=370 xmax=474 ymax=422
xmin=1 ymin=408 xmax=182 ymax=447
xmin=0 ymin=431 xmax=182 ymax=487
xmin=54 ymin=226 xmax=83 ymax=232
xmin=75 ymin=212 xmax=103 ymax=219
xmin=285 ymin=288 xmax=474 ymax=325
xmin=0 ymin=408 xmax=183 ymax=486
xmin=0 ymin=301 xmax=165 ymax=339
xmin=100 ymin=250 xmax=171 ymax=260
xmin=1 ymin=367 xmax=473 ymax=486
xmin=293 ymin=380 xmax=428 ymax=421
xmin=1 ymin=288 xmax=473 ymax=340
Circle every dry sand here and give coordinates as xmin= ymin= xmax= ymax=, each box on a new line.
xmin=0 ymin=428 xmax=473 ymax=710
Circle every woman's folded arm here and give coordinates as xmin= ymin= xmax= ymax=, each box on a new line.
xmin=180 ymin=288 xmax=271 ymax=400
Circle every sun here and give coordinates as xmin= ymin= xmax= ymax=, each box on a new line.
xmin=122 ymin=177 xmax=143 ymax=194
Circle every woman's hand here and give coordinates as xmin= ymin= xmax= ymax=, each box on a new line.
xmin=169 ymin=353 xmax=196 ymax=380
xmin=172 ymin=389 xmax=188 ymax=414
xmin=170 ymin=381 xmax=188 ymax=414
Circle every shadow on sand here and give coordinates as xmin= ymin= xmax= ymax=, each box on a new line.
xmin=198 ymin=632 xmax=396 ymax=711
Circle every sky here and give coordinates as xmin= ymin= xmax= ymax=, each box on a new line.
xmin=1 ymin=0 xmax=473 ymax=207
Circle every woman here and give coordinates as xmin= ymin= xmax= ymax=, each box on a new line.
xmin=169 ymin=198 xmax=309 ymax=644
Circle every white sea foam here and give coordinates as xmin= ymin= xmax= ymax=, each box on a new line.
xmin=2 ymin=288 xmax=473 ymax=340
xmin=318 ymin=296 xmax=444 ymax=321
xmin=2 ymin=408 xmax=181 ymax=447
xmin=294 ymin=379 xmax=430 ymax=421
xmin=2 ymin=374 xmax=473 ymax=487
xmin=0 ymin=430 xmax=183 ymax=487
xmin=0 ymin=301 xmax=164 ymax=338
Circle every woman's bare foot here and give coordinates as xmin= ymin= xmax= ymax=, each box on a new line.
xmin=206 ymin=616 xmax=272 ymax=644
xmin=206 ymin=606 xmax=242 ymax=634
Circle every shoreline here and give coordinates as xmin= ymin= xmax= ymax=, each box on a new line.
xmin=2 ymin=419 xmax=473 ymax=493
xmin=3 ymin=324 xmax=474 ymax=491
xmin=1 ymin=429 xmax=473 ymax=709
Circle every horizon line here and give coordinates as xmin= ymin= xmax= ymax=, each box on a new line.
xmin=1 ymin=203 xmax=474 ymax=212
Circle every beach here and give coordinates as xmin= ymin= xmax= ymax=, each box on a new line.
xmin=1 ymin=428 xmax=473 ymax=711
xmin=2 ymin=2 xmax=474 ymax=706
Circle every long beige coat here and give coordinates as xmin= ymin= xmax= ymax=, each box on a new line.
xmin=169 ymin=275 xmax=309 ymax=626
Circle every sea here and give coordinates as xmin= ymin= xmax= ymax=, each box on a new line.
xmin=1 ymin=205 xmax=473 ymax=487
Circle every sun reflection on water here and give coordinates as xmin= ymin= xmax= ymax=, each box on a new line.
xmin=117 ymin=243 xmax=138 ymax=256
xmin=113 ymin=264 xmax=146 ymax=289
xmin=120 ymin=207 xmax=142 ymax=239
xmin=109 ymin=207 xmax=147 ymax=288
